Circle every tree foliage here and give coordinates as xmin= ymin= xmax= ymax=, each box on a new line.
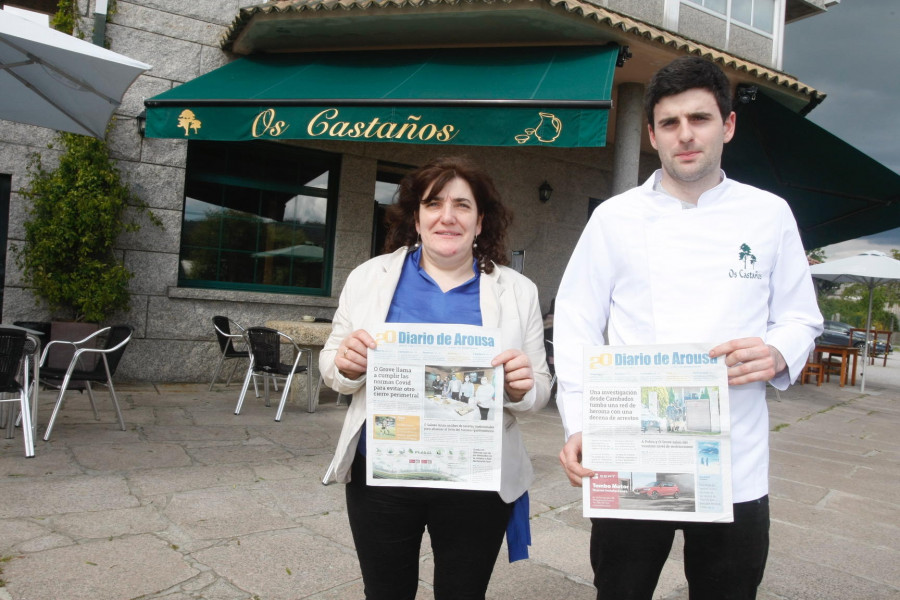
xmin=14 ymin=133 xmax=153 ymax=322
xmin=814 ymin=247 xmax=900 ymax=332
xmin=641 ymin=386 xmax=670 ymax=416
xmin=50 ymin=0 xmax=79 ymax=35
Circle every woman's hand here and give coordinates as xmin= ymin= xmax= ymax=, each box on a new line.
xmin=491 ymin=349 xmax=533 ymax=403
xmin=336 ymin=329 xmax=376 ymax=379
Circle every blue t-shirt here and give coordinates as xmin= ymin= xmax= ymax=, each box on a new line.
xmin=385 ymin=247 xmax=482 ymax=326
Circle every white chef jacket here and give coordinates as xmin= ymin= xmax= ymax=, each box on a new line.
xmin=555 ymin=171 xmax=823 ymax=503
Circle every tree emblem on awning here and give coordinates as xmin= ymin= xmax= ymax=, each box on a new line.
xmin=177 ymin=109 xmax=202 ymax=136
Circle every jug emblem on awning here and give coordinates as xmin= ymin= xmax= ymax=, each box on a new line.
xmin=515 ymin=112 xmax=562 ymax=144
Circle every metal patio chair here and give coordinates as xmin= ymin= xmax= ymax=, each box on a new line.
xmin=235 ymin=327 xmax=312 ymax=421
xmin=5 ymin=331 xmax=40 ymax=444
xmin=0 ymin=327 xmax=35 ymax=457
xmin=39 ymin=325 xmax=133 ymax=441
xmin=209 ymin=316 xmax=255 ymax=391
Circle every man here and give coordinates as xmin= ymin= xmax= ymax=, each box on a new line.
xmin=449 ymin=373 xmax=462 ymax=400
xmin=461 ymin=374 xmax=475 ymax=403
xmin=554 ymin=56 xmax=823 ymax=599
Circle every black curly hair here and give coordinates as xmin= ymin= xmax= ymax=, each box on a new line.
xmin=383 ymin=156 xmax=512 ymax=274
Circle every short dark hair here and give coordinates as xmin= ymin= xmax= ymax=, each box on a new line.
xmin=383 ymin=156 xmax=512 ymax=273
xmin=645 ymin=56 xmax=732 ymax=129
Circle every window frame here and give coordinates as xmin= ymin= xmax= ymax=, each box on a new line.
xmin=684 ymin=0 xmax=779 ymax=36
xmin=178 ymin=140 xmax=340 ymax=297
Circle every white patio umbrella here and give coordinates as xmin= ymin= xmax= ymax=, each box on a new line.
xmin=0 ymin=9 xmax=151 ymax=138
xmin=809 ymin=251 xmax=900 ymax=392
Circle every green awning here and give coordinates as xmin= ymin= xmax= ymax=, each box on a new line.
xmin=723 ymin=91 xmax=900 ymax=249
xmin=144 ymin=45 xmax=620 ymax=148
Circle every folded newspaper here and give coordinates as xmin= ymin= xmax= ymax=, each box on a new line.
xmin=365 ymin=323 xmax=504 ymax=492
xmin=581 ymin=343 xmax=733 ymax=523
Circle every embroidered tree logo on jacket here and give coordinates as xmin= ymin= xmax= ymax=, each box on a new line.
xmin=738 ymin=244 xmax=758 ymax=270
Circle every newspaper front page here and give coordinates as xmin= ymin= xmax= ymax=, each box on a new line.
xmin=365 ymin=323 xmax=504 ymax=491
xmin=582 ymin=343 xmax=733 ymax=522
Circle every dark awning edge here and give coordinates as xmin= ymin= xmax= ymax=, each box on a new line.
xmin=144 ymin=45 xmax=620 ymax=148
xmin=723 ymin=91 xmax=900 ymax=249
xmin=146 ymin=98 xmax=614 ymax=109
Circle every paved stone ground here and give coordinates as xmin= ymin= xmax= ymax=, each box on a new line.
xmin=1 ymin=356 xmax=898 ymax=600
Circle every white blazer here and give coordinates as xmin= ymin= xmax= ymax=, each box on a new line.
xmin=320 ymin=247 xmax=551 ymax=502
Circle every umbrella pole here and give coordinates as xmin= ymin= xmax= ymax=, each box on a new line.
xmin=861 ymin=285 xmax=874 ymax=393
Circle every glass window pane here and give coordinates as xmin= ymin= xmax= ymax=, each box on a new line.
xmin=284 ymin=194 xmax=328 ymax=224
xmin=375 ymin=181 xmax=399 ymax=205
xmin=216 ymin=250 xmax=255 ymax=283
xmin=179 ymin=247 xmax=218 ymax=280
xmin=219 ymin=214 xmax=260 ymax=253
xmin=303 ymin=171 xmax=330 ymax=190
xmin=180 ymin=141 xmax=339 ymax=294
xmin=705 ymin=0 xmax=727 ymax=15
xmin=221 ymin=185 xmax=261 ymax=220
xmin=753 ymin=0 xmax=775 ymax=33
xmin=732 ymin=0 xmax=752 ymax=25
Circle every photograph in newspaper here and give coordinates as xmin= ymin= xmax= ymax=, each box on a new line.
xmin=581 ymin=344 xmax=733 ymax=522
xmin=366 ymin=324 xmax=504 ymax=491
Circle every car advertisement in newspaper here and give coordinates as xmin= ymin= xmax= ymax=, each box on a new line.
xmin=365 ymin=323 xmax=504 ymax=491
xmin=582 ymin=343 xmax=733 ymax=523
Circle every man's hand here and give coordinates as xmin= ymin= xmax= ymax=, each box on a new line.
xmin=558 ymin=432 xmax=595 ymax=487
xmin=709 ymin=337 xmax=787 ymax=386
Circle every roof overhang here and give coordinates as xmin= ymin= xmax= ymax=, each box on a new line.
xmin=221 ymin=0 xmax=824 ymax=114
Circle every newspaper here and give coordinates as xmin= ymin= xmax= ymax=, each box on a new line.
xmin=365 ymin=323 xmax=504 ymax=491
xmin=581 ymin=343 xmax=733 ymax=522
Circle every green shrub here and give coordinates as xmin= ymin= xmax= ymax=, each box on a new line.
xmin=14 ymin=132 xmax=154 ymax=323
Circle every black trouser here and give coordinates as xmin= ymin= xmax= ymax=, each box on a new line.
xmin=590 ymin=496 xmax=769 ymax=600
xmin=346 ymin=451 xmax=511 ymax=600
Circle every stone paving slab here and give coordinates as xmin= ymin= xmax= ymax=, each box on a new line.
xmin=1 ymin=357 xmax=899 ymax=599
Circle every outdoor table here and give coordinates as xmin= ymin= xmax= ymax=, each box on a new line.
xmin=814 ymin=343 xmax=859 ymax=387
xmin=424 ymin=394 xmax=482 ymax=421
xmin=265 ymin=320 xmax=333 ymax=411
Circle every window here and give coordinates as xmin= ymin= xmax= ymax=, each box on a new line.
xmin=688 ymin=0 xmax=776 ymax=34
xmin=179 ymin=141 xmax=340 ymax=296
xmin=371 ymin=161 xmax=412 ymax=257
xmin=0 ymin=174 xmax=9 ymax=314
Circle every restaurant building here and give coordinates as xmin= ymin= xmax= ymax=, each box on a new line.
xmin=2 ymin=0 xmax=899 ymax=384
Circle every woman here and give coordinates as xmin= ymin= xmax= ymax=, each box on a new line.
xmin=320 ymin=156 xmax=551 ymax=600
xmin=475 ymin=375 xmax=496 ymax=420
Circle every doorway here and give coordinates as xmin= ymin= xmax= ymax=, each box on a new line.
xmin=0 ymin=174 xmax=10 ymax=315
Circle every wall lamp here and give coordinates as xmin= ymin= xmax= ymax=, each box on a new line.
xmin=735 ymin=84 xmax=758 ymax=105
xmin=135 ymin=109 xmax=146 ymax=137
xmin=539 ymin=181 xmax=553 ymax=204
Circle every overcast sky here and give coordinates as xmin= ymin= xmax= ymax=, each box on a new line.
xmin=782 ymin=0 xmax=900 ymax=258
